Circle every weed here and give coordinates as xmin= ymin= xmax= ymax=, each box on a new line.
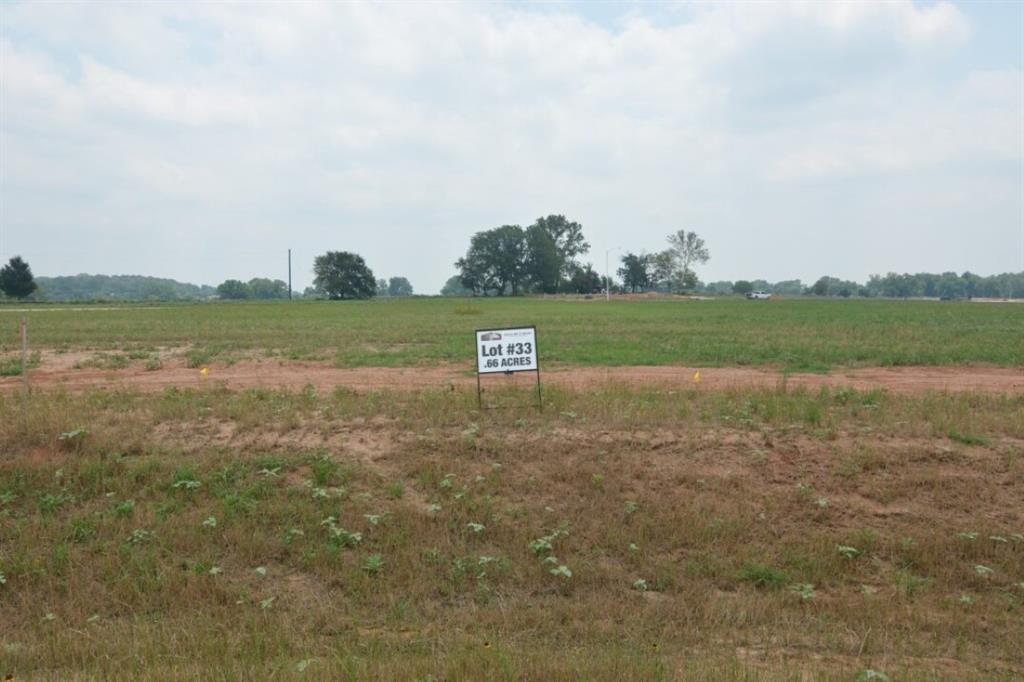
xmin=947 ymin=429 xmax=989 ymax=446
xmin=363 ymin=554 xmax=384 ymax=575
xmin=738 ymin=563 xmax=788 ymax=590
xmin=38 ymin=492 xmax=71 ymax=513
xmin=113 ymin=499 xmax=135 ymax=517
xmin=385 ymin=482 xmax=405 ymax=500
xmin=549 ymin=564 xmax=573 ymax=579
xmin=894 ymin=570 xmax=929 ymax=597
xmin=837 ymin=545 xmax=860 ymax=560
xmin=790 ymin=583 xmax=816 ymax=601
xmin=282 ymin=528 xmax=304 ymax=546
xmin=58 ymin=427 xmax=89 ymax=449
xmin=322 ymin=517 xmax=362 ymax=547
xmin=127 ymin=529 xmax=152 ymax=545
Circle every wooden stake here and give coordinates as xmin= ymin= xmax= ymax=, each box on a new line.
xmin=20 ymin=315 xmax=28 ymax=395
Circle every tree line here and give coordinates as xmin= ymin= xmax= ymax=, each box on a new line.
xmin=697 ymin=272 xmax=1024 ymax=299
xmin=447 ymin=215 xmax=711 ymax=296
xmin=0 ymin=266 xmax=216 ymax=301
xmin=4 ymin=252 xmax=1023 ymax=302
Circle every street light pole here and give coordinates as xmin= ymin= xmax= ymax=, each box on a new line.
xmin=605 ymin=247 xmax=620 ymax=302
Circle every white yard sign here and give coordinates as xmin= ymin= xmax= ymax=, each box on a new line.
xmin=476 ymin=326 xmax=538 ymax=374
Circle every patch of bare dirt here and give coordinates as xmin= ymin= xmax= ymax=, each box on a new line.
xmin=2 ymin=357 xmax=1021 ymax=394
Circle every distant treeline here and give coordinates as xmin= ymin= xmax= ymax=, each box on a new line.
xmin=9 ymin=268 xmax=1024 ymax=303
xmin=701 ymin=272 xmax=1024 ymax=299
xmin=34 ymin=274 xmax=216 ymax=302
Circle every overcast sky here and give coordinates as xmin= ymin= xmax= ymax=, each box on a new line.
xmin=1 ymin=1 xmax=1021 ymax=293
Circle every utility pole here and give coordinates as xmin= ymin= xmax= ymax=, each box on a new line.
xmin=288 ymin=249 xmax=292 ymax=300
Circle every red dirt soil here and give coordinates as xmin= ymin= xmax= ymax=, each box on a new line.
xmin=2 ymin=356 xmax=1021 ymax=394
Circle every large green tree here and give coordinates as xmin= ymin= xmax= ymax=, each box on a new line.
xmin=530 ymin=215 xmax=590 ymax=279
xmin=524 ymin=224 xmax=562 ymax=293
xmin=455 ymin=225 xmax=527 ymax=296
xmin=312 ymin=251 xmax=377 ymax=300
xmin=0 ymin=256 xmax=38 ymax=299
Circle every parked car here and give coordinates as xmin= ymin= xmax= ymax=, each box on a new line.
xmin=746 ymin=291 xmax=772 ymax=300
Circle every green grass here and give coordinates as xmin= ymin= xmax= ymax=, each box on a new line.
xmin=2 ymin=297 xmax=1022 ymax=370
xmin=1 ymin=385 xmax=1023 ymax=679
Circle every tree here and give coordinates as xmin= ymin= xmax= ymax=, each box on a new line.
xmin=312 ymin=251 xmax=377 ymax=300
xmin=617 ymin=253 xmax=651 ymax=293
xmin=217 ymin=279 xmax=251 ymax=299
xmin=247 ymin=278 xmax=288 ymax=299
xmin=567 ymin=264 xmax=603 ymax=294
xmin=376 ymin=278 xmax=390 ymax=297
xmin=524 ymin=224 xmax=562 ymax=293
xmin=649 ymin=251 xmax=676 ymax=292
xmin=665 ymin=230 xmax=710 ymax=291
xmin=809 ymin=277 xmax=830 ymax=296
xmin=0 ymin=256 xmax=38 ymax=299
xmin=732 ymin=280 xmax=754 ymax=295
xmin=387 ymin=277 xmax=414 ymax=297
xmin=440 ymin=275 xmax=472 ymax=296
xmin=530 ymin=215 xmax=590 ymax=279
xmin=455 ymin=225 xmax=527 ymax=296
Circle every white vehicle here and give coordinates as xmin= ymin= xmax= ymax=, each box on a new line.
xmin=746 ymin=290 xmax=772 ymax=300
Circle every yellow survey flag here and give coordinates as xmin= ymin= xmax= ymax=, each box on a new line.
xmin=693 ymin=371 xmax=701 ymax=384
xmin=200 ymin=367 xmax=209 ymax=377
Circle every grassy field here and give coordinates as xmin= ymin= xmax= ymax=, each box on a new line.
xmin=1 ymin=384 xmax=1023 ymax=680
xmin=2 ymin=298 xmax=1021 ymax=679
xmin=2 ymin=297 xmax=1022 ymax=371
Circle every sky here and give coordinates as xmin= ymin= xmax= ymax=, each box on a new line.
xmin=1 ymin=0 xmax=1021 ymax=293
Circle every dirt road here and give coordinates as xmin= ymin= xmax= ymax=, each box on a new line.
xmin=2 ymin=353 xmax=1021 ymax=394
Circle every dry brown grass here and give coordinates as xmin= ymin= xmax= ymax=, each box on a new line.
xmin=1 ymin=384 xmax=1022 ymax=680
